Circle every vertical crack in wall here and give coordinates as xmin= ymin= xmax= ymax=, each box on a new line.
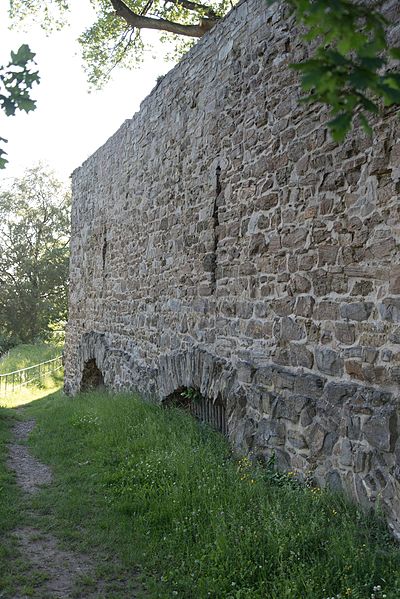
xmin=102 ymin=226 xmax=107 ymax=271
xmin=210 ymin=165 xmax=222 ymax=294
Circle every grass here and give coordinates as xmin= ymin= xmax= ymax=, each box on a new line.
xmin=0 ymin=343 xmax=63 ymax=408
xmin=0 ymin=390 xmax=395 ymax=599
xmin=0 ymin=405 xmax=48 ymax=596
xmin=0 ymin=343 xmax=61 ymax=374
xmin=0 ymin=342 xmax=64 ymax=596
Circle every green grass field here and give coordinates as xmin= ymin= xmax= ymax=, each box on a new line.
xmin=0 ymin=343 xmax=63 ymax=408
xmin=0 ymin=343 xmax=60 ymax=374
xmin=1 ymin=346 xmax=400 ymax=598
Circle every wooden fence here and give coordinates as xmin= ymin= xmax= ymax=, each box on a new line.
xmin=0 ymin=356 xmax=63 ymax=398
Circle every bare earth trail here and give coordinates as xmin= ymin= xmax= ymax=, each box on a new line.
xmin=5 ymin=411 xmax=140 ymax=599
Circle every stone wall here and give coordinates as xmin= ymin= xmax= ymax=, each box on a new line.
xmin=65 ymin=0 xmax=400 ymax=536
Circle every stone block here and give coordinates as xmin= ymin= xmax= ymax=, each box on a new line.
xmin=309 ymin=423 xmax=327 ymax=455
xmin=323 ymin=381 xmax=357 ymax=407
xmin=280 ymin=317 xmax=306 ymax=341
xmin=318 ymin=244 xmax=339 ymax=266
xmin=292 ymin=274 xmax=311 ymax=293
xmin=351 ymin=280 xmax=373 ymax=296
xmin=326 ymin=470 xmax=343 ymax=493
xmin=389 ymin=327 xmax=400 ymax=344
xmin=314 ymin=301 xmax=339 ymax=321
xmin=270 ymin=297 xmax=295 ymax=316
xmin=300 ymin=404 xmax=316 ymax=427
xmin=237 ymin=361 xmax=255 ymax=384
xmin=294 ymin=295 xmax=315 ymax=318
xmin=294 ymin=373 xmax=326 ymax=398
xmin=236 ymin=301 xmax=253 ymax=319
xmin=363 ymin=413 xmax=397 ymax=452
xmin=298 ymin=253 xmax=315 ymax=271
xmin=287 ymin=430 xmax=308 ymax=449
xmin=345 ymin=360 xmax=365 ymax=381
xmin=273 ymin=394 xmax=309 ymax=422
xmin=379 ymin=297 xmax=400 ymax=322
xmin=311 ymin=270 xmax=332 ymax=296
xmin=335 ymin=322 xmax=356 ymax=345
xmin=315 ymin=347 xmax=344 ymax=376
xmin=340 ymin=302 xmax=373 ymax=321
xmin=289 ymin=343 xmax=314 ymax=369
xmin=339 ymin=438 xmax=353 ymax=467
xmin=255 ymin=417 xmax=286 ymax=447
xmin=273 ymin=368 xmax=296 ymax=391
xmin=254 ymin=366 xmax=274 ymax=386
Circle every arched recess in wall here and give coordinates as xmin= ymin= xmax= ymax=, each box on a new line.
xmin=80 ymin=358 xmax=104 ymax=391
xmin=78 ymin=331 xmax=109 ymax=392
xmin=157 ymin=348 xmax=238 ymax=437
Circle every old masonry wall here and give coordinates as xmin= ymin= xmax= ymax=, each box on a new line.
xmin=65 ymin=0 xmax=400 ymax=535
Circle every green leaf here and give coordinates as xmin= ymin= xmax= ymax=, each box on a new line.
xmin=2 ymin=98 xmax=16 ymax=117
xmin=389 ymin=48 xmax=400 ymax=60
xmin=10 ymin=44 xmax=36 ymax=67
xmin=0 ymin=146 xmax=8 ymax=170
xmin=17 ymin=97 xmax=37 ymax=113
xmin=359 ymin=56 xmax=385 ymax=70
xmin=358 ymin=96 xmax=379 ymax=114
xmin=359 ymin=113 xmax=373 ymax=137
xmin=328 ymin=112 xmax=353 ymax=142
xmin=348 ymin=68 xmax=376 ymax=91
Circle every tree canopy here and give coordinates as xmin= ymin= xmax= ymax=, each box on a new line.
xmin=5 ymin=0 xmax=400 ymax=144
xmin=0 ymin=166 xmax=70 ymax=348
xmin=9 ymin=0 xmax=232 ymax=88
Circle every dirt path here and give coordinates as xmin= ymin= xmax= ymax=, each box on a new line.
xmin=5 ymin=414 xmax=128 ymax=599
xmin=7 ymin=421 xmax=52 ymax=494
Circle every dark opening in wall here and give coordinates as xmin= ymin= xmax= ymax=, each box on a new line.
xmin=102 ymin=226 xmax=108 ymax=270
xmin=209 ymin=165 xmax=222 ymax=294
xmin=164 ymin=387 xmax=227 ymax=435
xmin=80 ymin=359 xmax=104 ymax=392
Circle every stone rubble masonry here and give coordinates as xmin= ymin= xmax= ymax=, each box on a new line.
xmin=65 ymin=0 xmax=400 ymax=537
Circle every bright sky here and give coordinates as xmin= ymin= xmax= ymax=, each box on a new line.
xmin=0 ymin=1 xmax=175 ymax=185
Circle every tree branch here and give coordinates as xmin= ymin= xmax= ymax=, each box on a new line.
xmin=110 ymin=0 xmax=218 ymax=37
xmin=167 ymin=0 xmax=218 ymax=19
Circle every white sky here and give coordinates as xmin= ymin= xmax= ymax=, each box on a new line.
xmin=0 ymin=1 xmax=175 ymax=184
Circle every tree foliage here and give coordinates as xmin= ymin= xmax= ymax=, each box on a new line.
xmin=0 ymin=166 xmax=70 ymax=346
xmin=272 ymin=0 xmax=400 ymax=140
xmin=9 ymin=0 xmax=231 ymax=88
xmin=6 ymin=0 xmax=400 ymax=140
xmin=0 ymin=44 xmax=39 ymax=168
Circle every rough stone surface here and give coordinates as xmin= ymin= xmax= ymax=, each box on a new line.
xmin=65 ymin=0 xmax=400 ymax=538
